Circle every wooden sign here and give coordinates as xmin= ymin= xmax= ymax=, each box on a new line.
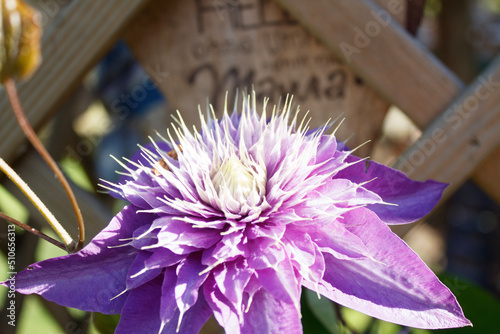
xmin=125 ymin=0 xmax=390 ymax=154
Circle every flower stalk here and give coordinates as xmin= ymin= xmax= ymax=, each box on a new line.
xmin=0 ymin=157 xmax=74 ymax=251
xmin=3 ymin=78 xmax=85 ymax=251
xmin=0 ymin=212 xmax=66 ymax=250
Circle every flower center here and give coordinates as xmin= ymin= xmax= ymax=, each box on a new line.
xmin=211 ymin=156 xmax=266 ymax=205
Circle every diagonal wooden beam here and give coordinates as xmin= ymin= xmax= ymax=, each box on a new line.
xmin=393 ymin=56 xmax=500 ymax=196
xmin=391 ymin=56 xmax=500 ymax=234
xmin=0 ymin=0 xmax=152 ymax=164
xmin=274 ymin=0 xmax=464 ymax=126
xmin=275 ymin=0 xmax=500 ymax=202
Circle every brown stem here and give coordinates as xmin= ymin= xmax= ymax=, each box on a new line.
xmin=4 ymin=78 xmax=85 ymax=251
xmin=0 ymin=212 xmax=66 ymax=251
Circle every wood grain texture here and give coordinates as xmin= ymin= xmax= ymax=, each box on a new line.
xmin=124 ymin=0 xmax=391 ymax=156
xmin=274 ymin=0 xmax=464 ymax=126
xmin=0 ymin=0 xmax=152 ymax=164
xmin=393 ymin=57 xmax=500 ymax=198
xmin=276 ymin=0 xmax=500 ymax=203
xmin=375 ymin=0 xmax=407 ymax=24
xmin=474 ymin=147 xmax=500 ymax=203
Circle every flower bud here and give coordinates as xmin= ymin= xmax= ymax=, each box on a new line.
xmin=1 ymin=0 xmax=42 ymax=82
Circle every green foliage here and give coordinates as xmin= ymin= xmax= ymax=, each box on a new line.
xmin=301 ymin=289 xmax=332 ymax=334
xmin=60 ymin=157 xmax=95 ymax=193
xmin=481 ymin=0 xmax=500 ymax=14
xmin=93 ymin=313 xmax=120 ymax=334
xmin=301 ymin=273 xmax=500 ymax=334
xmin=17 ymin=296 xmax=62 ymax=333
xmin=436 ymin=274 xmax=500 ymax=334
xmin=0 ymin=185 xmax=29 ymax=223
xmin=425 ymin=0 xmax=442 ymax=17
xmin=304 ymin=288 xmax=340 ymax=334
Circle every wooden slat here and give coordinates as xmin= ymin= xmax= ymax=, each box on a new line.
xmin=393 ymin=56 xmax=500 ymax=193
xmin=391 ymin=57 xmax=500 ymax=235
xmin=274 ymin=0 xmax=464 ymax=126
xmin=0 ymin=0 xmax=152 ymax=164
xmin=124 ymin=0 xmax=391 ymax=156
xmin=3 ymin=151 xmax=113 ymax=241
xmin=276 ymin=0 xmax=500 ymax=203
xmin=473 ymin=150 xmax=500 ymax=203
xmin=374 ymin=0 xmax=407 ymax=25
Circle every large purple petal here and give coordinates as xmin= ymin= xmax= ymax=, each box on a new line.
xmin=8 ymin=205 xmax=150 ymax=313
xmin=255 ymin=249 xmax=301 ymax=308
xmin=213 ymin=259 xmax=253 ymax=314
xmin=314 ymin=178 xmax=383 ymax=207
xmin=115 ymin=276 xmax=163 ymax=334
xmin=241 ymin=289 xmax=302 ymax=334
xmin=335 ymin=156 xmax=447 ymax=224
xmin=118 ymin=273 xmax=212 ymax=334
xmin=124 ymin=251 xmax=162 ymax=290
xmin=283 ymin=231 xmax=325 ymax=284
xmin=204 ymin=275 xmax=242 ymax=333
xmin=153 ymin=218 xmax=221 ymax=251
xmin=160 ymin=267 xmax=177 ymax=326
xmin=164 ymin=290 xmax=212 ymax=334
xmin=175 ymin=253 xmax=209 ymax=325
xmin=202 ymin=231 xmax=246 ymax=268
xmin=288 ymin=218 xmax=371 ymax=261
xmin=145 ymin=248 xmax=184 ymax=270
xmin=303 ymin=207 xmax=471 ymax=329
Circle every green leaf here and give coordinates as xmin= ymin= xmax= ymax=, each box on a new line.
xmin=93 ymin=313 xmax=120 ymax=334
xmin=436 ymin=273 xmax=500 ymax=334
xmin=303 ymin=288 xmax=341 ymax=334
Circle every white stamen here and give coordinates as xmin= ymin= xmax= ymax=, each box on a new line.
xmin=211 ymin=155 xmax=266 ymax=208
xmin=213 ymin=158 xmax=254 ymax=201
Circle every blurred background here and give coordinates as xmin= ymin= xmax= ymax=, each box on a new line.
xmin=2 ymin=0 xmax=500 ymax=333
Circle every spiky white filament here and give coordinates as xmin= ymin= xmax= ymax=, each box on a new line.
xmin=104 ymin=91 xmax=362 ymax=231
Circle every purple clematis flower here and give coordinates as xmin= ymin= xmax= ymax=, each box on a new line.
xmin=5 ymin=94 xmax=470 ymax=333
